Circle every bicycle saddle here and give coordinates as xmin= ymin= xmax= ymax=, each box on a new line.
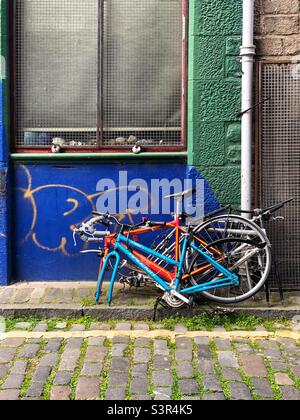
xmin=164 ymin=188 xmax=196 ymax=200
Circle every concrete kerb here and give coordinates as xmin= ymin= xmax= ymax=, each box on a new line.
xmin=0 ymin=304 xmax=84 ymax=319
xmin=0 ymin=304 xmax=300 ymax=321
xmin=1 ymin=329 xmax=300 ymax=341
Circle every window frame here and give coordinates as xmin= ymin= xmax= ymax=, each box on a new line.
xmin=10 ymin=0 xmax=189 ymax=155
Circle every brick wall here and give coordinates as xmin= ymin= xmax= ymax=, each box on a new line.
xmin=255 ymin=0 xmax=300 ymax=57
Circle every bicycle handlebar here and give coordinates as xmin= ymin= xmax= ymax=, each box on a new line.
xmin=146 ymin=221 xmax=166 ymax=227
xmin=92 ymin=211 xmax=148 ymax=229
xmin=204 ymin=205 xmax=232 ymax=220
xmin=261 ymin=198 xmax=294 ymax=215
xmin=229 ymin=198 xmax=294 ymax=218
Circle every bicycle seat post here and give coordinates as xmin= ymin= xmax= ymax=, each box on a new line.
xmin=164 ymin=188 xmax=196 ymax=221
xmin=175 ymin=196 xmax=182 ymax=218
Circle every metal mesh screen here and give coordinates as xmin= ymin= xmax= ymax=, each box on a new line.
xmin=15 ymin=0 xmax=99 ymax=146
xmin=14 ymin=0 xmax=184 ymax=148
xmin=102 ymin=0 xmax=182 ymax=147
xmin=261 ymin=63 xmax=300 ymax=289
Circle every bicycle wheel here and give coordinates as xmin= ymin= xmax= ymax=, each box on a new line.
xmin=188 ymin=215 xmax=271 ymax=303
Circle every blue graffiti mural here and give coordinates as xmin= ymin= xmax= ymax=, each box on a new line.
xmin=12 ymin=162 xmax=219 ymax=282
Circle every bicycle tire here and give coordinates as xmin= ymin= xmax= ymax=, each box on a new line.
xmin=187 ymin=216 xmax=271 ymax=303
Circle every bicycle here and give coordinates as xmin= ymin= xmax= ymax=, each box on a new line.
xmin=74 ymin=190 xmax=271 ymax=308
xmin=187 ymin=198 xmax=293 ymax=303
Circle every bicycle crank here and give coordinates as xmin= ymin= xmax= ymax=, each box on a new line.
xmin=163 ymin=290 xmax=192 ymax=309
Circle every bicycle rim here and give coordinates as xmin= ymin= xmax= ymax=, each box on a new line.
xmin=188 ymin=216 xmax=271 ymax=303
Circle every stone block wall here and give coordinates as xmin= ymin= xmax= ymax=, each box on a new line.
xmin=188 ymin=0 xmax=300 ymax=209
xmin=188 ymin=0 xmax=242 ymax=206
xmin=255 ymin=0 xmax=300 ymax=57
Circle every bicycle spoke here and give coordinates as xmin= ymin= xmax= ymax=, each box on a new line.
xmin=188 ymin=215 xmax=271 ymax=303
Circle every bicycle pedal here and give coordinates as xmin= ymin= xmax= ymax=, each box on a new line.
xmin=158 ymin=299 xmax=170 ymax=310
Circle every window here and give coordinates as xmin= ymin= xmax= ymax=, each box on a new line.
xmin=13 ymin=0 xmax=187 ymax=152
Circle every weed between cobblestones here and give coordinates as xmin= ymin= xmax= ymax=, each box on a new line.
xmin=294 ymin=377 xmax=300 ymax=391
xmin=209 ymin=341 xmax=231 ymax=400
xmin=293 ymin=342 xmax=300 ymax=392
xmin=147 ymin=339 xmax=155 ymax=399
xmin=69 ymin=339 xmax=88 ymax=400
xmin=252 ymin=341 xmax=282 ymax=400
xmin=277 ymin=342 xmax=299 ymax=392
xmin=250 ymin=340 xmax=281 ymax=400
xmin=168 ymin=341 xmax=182 ymax=400
xmin=1 ymin=328 xmax=299 ymax=400
xmin=47 ymin=317 xmax=94 ymax=331
xmin=231 ymin=342 xmax=253 ymax=397
xmin=162 ymin=314 xmax=268 ymax=332
xmin=42 ymin=340 xmax=66 ymax=400
xmin=20 ymin=363 xmax=37 ymax=398
xmin=239 ymin=373 xmax=256 ymax=400
xmin=65 ymin=317 xmax=92 ymax=331
xmin=0 ymin=340 xmax=24 ymax=392
xmin=124 ymin=339 xmax=134 ymax=400
xmin=232 ymin=342 xmax=258 ymax=400
xmin=5 ymin=317 xmax=39 ymax=332
xmin=99 ymin=339 xmax=112 ymax=400
xmin=107 ymin=320 xmax=117 ymax=329
xmin=3 ymin=314 xmax=293 ymax=333
xmin=19 ymin=340 xmax=47 ymax=398
xmin=0 ymin=368 xmax=10 ymax=390
xmin=266 ymin=366 xmax=283 ymax=400
xmin=46 ymin=318 xmax=65 ymax=331
xmin=192 ymin=341 xmax=205 ymax=400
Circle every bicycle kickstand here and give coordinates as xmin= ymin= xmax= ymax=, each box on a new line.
xmin=153 ymin=297 xmax=169 ymax=322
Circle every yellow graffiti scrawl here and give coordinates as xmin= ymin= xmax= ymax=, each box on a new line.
xmin=18 ymin=165 xmax=95 ymax=256
xmin=17 ymin=165 xmax=152 ymax=256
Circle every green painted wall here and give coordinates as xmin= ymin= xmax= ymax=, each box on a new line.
xmin=188 ymin=0 xmax=242 ymax=206
xmin=0 ymin=0 xmax=243 ymax=207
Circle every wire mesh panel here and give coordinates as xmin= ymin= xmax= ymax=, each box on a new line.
xmin=15 ymin=0 xmax=99 ymax=147
xmin=261 ymin=63 xmax=300 ymax=289
xmin=14 ymin=0 xmax=184 ymax=148
xmin=102 ymin=0 xmax=183 ymax=147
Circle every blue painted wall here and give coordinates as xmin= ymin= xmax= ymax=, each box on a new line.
xmin=12 ymin=162 xmax=219 ymax=282
xmin=0 ymin=81 xmax=9 ymax=286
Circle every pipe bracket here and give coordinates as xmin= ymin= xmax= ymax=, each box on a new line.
xmin=240 ymin=46 xmax=256 ymax=57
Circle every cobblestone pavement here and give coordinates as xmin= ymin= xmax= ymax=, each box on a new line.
xmin=0 ymin=282 xmax=159 ymax=307
xmin=0 ymin=323 xmax=300 ymax=400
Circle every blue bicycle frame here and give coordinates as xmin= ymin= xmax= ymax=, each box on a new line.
xmin=95 ymin=231 xmax=239 ymax=305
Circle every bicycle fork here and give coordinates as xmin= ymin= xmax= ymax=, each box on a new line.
xmin=95 ymin=251 xmax=121 ymax=305
xmin=95 ymin=236 xmax=191 ymax=307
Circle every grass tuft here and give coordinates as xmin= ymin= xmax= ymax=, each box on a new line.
xmin=209 ymin=341 xmax=231 ymax=400
xmin=69 ymin=339 xmax=88 ymax=400
xmin=99 ymin=339 xmax=112 ymax=400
